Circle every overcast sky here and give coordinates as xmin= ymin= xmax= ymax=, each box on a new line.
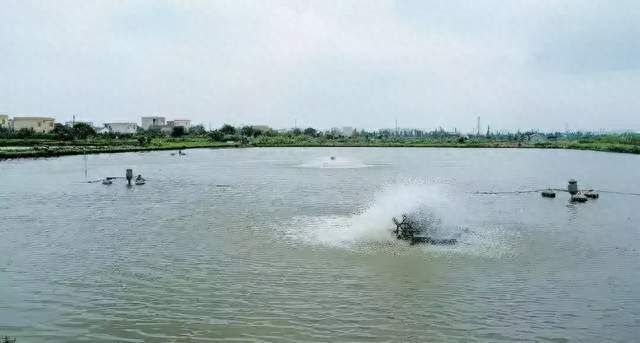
xmin=1 ymin=0 xmax=639 ymax=132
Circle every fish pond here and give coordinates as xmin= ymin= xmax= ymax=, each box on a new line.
xmin=1 ymin=147 xmax=639 ymax=342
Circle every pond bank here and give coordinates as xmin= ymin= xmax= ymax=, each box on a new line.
xmin=1 ymin=139 xmax=639 ymax=159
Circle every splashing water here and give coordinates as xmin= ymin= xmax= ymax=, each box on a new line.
xmin=282 ymin=183 xmax=517 ymax=257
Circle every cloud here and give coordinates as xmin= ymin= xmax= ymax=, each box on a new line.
xmin=0 ymin=0 xmax=639 ymax=131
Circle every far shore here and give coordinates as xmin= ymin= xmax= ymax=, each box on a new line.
xmin=2 ymin=139 xmax=639 ymax=160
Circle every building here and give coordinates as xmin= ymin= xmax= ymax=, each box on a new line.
xmin=141 ymin=116 xmax=166 ymax=130
xmin=11 ymin=117 xmax=55 ymax=133
xmin=251 ymin=125 xmax=271 ymax=133
xmin=168 ymin=119 xmax=191 ymax=130
xmin=341 ymin=126 xmax=354 ymax=137
xmin=329 ymin=126 xmax=355 ymax=137
xmin=0 ymin=114 xmax=8 ymax=128
xmin=104 ymin=122 xmax=138 ymax=134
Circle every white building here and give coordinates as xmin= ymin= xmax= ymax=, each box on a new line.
xmin=12 ymin=117 xmax=55 ymax=133
xmin=330 ymin=127 xmax=355 ymax=137
xmin=104 ymin=122 xmax=138 ymax=134
xmin=341 ymin=126 xmax=354 ymax=137
xmin=170 ymin=119 xmax=191 ymax=129
xmin=141 ymin=116 xmax=166 ymax=130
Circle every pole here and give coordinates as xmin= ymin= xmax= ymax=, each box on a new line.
xmin=83 ymin=148 xmax=87 ymax=181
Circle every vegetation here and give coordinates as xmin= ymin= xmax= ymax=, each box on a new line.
xmin=0 ymin=123 xmax=639 ymax=159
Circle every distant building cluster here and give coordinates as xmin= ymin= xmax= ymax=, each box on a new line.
xmin=0 ymin=114 xmax=55 ymax=133
xmin=0 ymin=114 xmax=192 ymax=135
xmin=330 ymin=126 xmax=355 ymax=137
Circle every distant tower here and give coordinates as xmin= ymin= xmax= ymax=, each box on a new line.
xmin=476 ymin=116 xmax=481 ymax=136
xmin=395 ymin=119 xmax=398 ymax=136
xmin=486 ymin=125 xmax=490 ymax=137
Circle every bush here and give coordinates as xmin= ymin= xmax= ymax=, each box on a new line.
xmin=15 ymin=128 xmax=35 ymax=138
xmin=171 ymin=126 xmax=186 ymax=137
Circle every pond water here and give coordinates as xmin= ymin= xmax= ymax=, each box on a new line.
xmin=1 ymin=147 xmax=639 ymax=342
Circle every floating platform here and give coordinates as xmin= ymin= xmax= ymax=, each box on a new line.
xmin=541 ymin=190 xmax=556 ymax=198
xmin=571 ymin=193 xmax=588 ymax=203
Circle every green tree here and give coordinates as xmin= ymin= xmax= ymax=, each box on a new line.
xmin=52 ymin=123 xmax=72 ymax=140
xmin=190 ymin=124 xmax=206 ymax=136
xmin=208 ymin=130 xmax=224 ymax=141
xmin=220 ymin=124 xmax=236 ymax=135
xmin=71 ymin=122 xmax=96 ymax=139
xmin=171 ymin=126 xmax=186 ymax=137
xmin=303 ymin=127 xmax=317 ymax=136
xmin=241 ymin=126 xmax=256 ymax=137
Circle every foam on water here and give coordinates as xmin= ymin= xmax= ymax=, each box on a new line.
xmin=282 ymin=183 xmax=516 ymax=257
xmin=298 ymin=156 xmax=370 ymax=169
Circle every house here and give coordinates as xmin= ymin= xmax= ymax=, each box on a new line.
xmin=0 ymin=114 xmax=8 ymax=128
xmin=168 ymin=119 xmax=191 ymax=130
xmin=141 ymin=116 xmax=166 ymax=130
xmin=11 ymin=117 xmax=55 ymax=133
xmin=104 ymin=122 xmax=138 ymax=134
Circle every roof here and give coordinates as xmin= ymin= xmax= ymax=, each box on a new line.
xmin=12 ymin=116 xmax=55 ymax=121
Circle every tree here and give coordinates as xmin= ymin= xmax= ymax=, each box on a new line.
xmin=292 ymin=128 xmax=302 ymax=135
xmin=171 ymin=126 xmax=186 ymax=137
xmin=71 ymin=122 xmax=96 ymax=140
xmin=220 ymin=124 xmax=236 ymax=135
xmin=52 ymin=123 xmax=72 ymax=140
xmin=241 ymin=126 xmax=255 ymax=137
xmin=190 ymin=124 xmax=206 ymax=136
xmin=303 ymin=127 xmax=317 ymax=136
xmin=208 ymin=130 xmax=224 ymax=141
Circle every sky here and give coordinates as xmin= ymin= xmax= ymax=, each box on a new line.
xmin=1 ymin=0 xmax=639 ymax=132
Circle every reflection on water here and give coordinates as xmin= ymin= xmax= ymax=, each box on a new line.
xmin=1 ymin=147 xmax=639 ymax=342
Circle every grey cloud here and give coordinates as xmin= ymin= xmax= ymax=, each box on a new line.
xmin=0 ymin=0 xmax=638 ymax=131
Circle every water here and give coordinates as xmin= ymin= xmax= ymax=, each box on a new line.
xmin=1 ymin=147 xmax=639 ymax=342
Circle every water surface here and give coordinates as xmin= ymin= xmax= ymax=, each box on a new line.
xmin=1 ymin=148 xmax=639 ymax=342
